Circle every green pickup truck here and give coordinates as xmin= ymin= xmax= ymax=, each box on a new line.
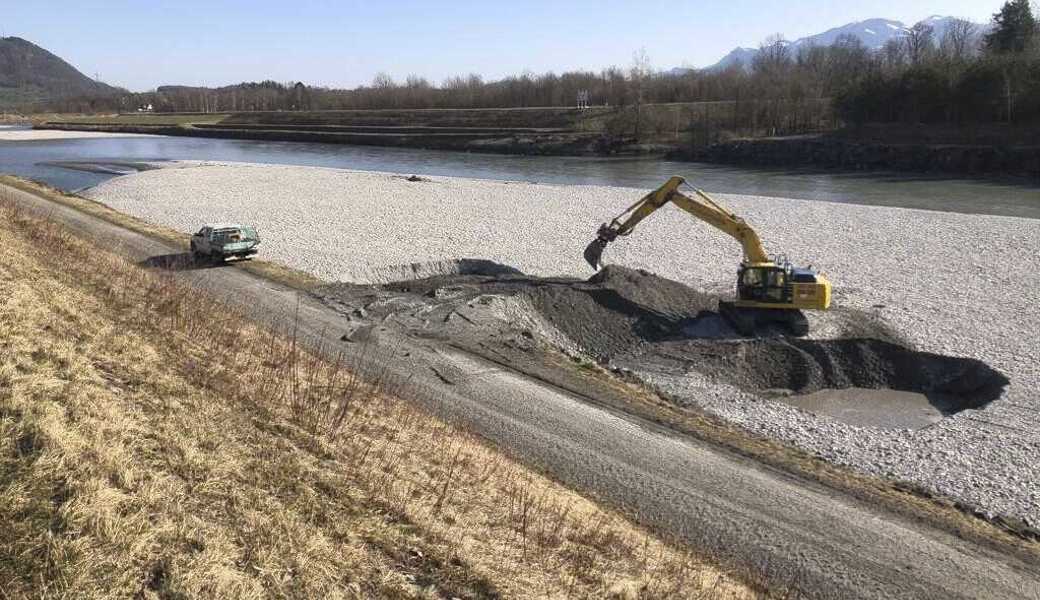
xmin=190 ymin=223 xmax=260 ymax=262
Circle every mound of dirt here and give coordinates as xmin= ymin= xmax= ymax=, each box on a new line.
xmin=516 ymin=266 xmax=1007 ymax=415
xmin=525 ymin=266 xmax=720 ymax=361
xmin=316 ymin=264 xmax=1008 ymax=419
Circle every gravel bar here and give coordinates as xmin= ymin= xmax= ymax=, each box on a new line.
xmin=0 ymin=127 xmax=155 ymax=141
xmin=84 ymin=161 xmax=1040 ymax=525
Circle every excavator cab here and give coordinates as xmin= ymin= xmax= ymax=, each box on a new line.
xmin=737 ymin=265 xmax=791 ymax=304
xmin=736 ymin=264 xmax=829 ymax=310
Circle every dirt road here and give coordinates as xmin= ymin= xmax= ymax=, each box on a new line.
xmin=4 ymin=181 xmax=1038 ymax=599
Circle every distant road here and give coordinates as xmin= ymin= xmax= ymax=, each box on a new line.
xmin=3 ymin=180 xmax=1039 ymax=599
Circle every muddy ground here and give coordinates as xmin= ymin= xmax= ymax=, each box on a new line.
xmin=314 ymin=265 xmax=1007 ymax=430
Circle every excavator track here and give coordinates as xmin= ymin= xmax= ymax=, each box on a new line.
xmin=719 ymin=301 xmax=809 ymax=337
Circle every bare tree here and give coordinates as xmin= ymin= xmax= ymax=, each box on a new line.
xmin=903 ymin=23 xmax=935 ymax=65
xmin=881 ymin=38 xmax=907 ymax=70
xmin=628 ymin=48 xmax=652 ymax=101
xmin=939 ymin=19 xmax=980 ymax=62
xmin=824 ymin=34 xmax=871 ymax=92
xmin=629 ymin=48 xmax=653 ymax=139
xmin=372 ymin=72 xmax=396 ymax=89
xmin=750 ymin=35 xmax=796 ymax=135
xmin=753 ymin=34 xmax=792 ymax=74
xmin=405 ymin=74 xmax=430 ymax=89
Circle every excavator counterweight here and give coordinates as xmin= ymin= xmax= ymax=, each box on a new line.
xmin=584 ymin=176 xmax=831 ymax=336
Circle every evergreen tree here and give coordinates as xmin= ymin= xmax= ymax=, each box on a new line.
xmin=985 ymin=0 xmax=1038 ymax=53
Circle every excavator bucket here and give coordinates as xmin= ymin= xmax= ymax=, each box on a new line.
xmin=583 ymin=237 xmax=608 ymax=270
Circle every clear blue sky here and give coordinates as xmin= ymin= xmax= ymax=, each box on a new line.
xmin=7 ymin=1 xmax=1001 ymax=92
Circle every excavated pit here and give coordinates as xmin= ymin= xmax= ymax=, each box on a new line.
xmin=521 ymin=267 xmax=1008 ymax=427
xmin=638 ymin=337 xmax=1008 ymax=427
xmin=316 ymin=264 xmax=1008 ymax=429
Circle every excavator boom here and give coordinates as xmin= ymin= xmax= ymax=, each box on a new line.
xmin=583 ymin=176 xmax=771 ymax=269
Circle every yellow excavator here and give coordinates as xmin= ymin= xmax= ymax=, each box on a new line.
xmin=584 ymin=176 xmax=831 ymax=336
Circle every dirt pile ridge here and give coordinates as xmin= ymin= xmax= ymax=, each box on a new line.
xmin=317 ymin=264 xmax=1007 ymax=421
xmin=525 ymin=265 xmax=720 ymax=361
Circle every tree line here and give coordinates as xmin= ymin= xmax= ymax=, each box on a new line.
xmin=35 ymin=1 xmax=1039 ymax=138
xmin=835 ymin=0 xmax=1040 ymax=125
xmin=42 ymin=51 xmax=839 ymax=140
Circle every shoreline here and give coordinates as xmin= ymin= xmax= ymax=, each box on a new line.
xmin=674 ymin=135 xmax=1040 ymax=180
xmin=36 ymin=118 xmax=1040 ymax=180
xmin=35 ymin=120 xmax=633 ymax=157
xmin=0 ymin=125 xmax=154 ymax=141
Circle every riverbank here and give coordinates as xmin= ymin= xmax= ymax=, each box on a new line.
xmin=37 ymin=107 xmax=640 ymax=156
xmin=37 ymin=120 xmax=624 ymax=155
xmin=674 ymin=134 xmax=1040 ymax=179
xmin=82 ymin=160 xmax=1040 ymax=529
xmin=0 ymin=181 xmax=746 ymax=599
xmin=9 ymin=132 xmax=1040 ymax=219
xmin=39 ymin=111 xmax=1040 ymax=179
xmin=0 ymin=125 xmax=152 ymax=141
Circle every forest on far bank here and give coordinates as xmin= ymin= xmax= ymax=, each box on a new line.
xmin=32 ymin=1 xmax=1040 ymax=143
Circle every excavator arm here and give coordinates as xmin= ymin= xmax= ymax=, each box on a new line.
xmin=583 ymin=176 xmax=772 ymax=270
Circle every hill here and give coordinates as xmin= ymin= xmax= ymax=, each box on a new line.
xmin=0 ymin=37 xmax=120 ymax=107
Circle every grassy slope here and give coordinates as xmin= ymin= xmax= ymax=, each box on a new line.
xmin=4 ymin=173 xmax=1037 ymax=581
xmin=0 ymin=176 xmax=319 ymax=292
xmin=0 ymin=198 xmax=752 ymax=598
xmin=53 ymin=113 xmax=230 ymax=126
xmin=45 ymin=109 xmax=589 ymax=130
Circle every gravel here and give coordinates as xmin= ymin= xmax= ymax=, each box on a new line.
xmin=0 ymin=127 xmax=154 ymax=141
xmin=83 ymin=160 xmax=1040 ymax=525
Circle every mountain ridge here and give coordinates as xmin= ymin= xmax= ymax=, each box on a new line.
xmin=696 ymin=15 xmax=989 ymax=72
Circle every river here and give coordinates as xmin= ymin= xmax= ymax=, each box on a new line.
xmin=1 ymin=128 xmax=1037 ymax=218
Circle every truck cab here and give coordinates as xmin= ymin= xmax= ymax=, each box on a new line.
xmin=190 ymin=224 xmax=260 ymax=262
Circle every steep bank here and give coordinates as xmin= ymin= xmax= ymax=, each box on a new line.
xmin=0 ymin=187 xmax=742 ymax=599
xmin=36 ymin=107 xmax=639 ymax=156
xmin=37 ymin=120 xmax=623 ymax=155
xmin=674 ymin=135 xmax=1040 ymax=179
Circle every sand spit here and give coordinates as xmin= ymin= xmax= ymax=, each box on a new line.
xmin=84 ymin=161 xmax=1040 ymax=524
xmin=0 ymin=127 xmax=155 ymax=141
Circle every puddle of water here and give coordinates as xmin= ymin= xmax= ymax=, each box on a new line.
xmin=779 ymin=387 xmax=960 ymax=429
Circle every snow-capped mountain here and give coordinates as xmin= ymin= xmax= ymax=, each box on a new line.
xmin=703 ymin=47 xmax=759 ymax=72
xmin=699 ymin=16 xmax=987 ymax=71
xmin=791 ymin=17 xmax=910 ymax=50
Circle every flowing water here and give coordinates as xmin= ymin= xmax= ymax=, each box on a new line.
xmin=1 ymin=127 xmax=1037 ymax=218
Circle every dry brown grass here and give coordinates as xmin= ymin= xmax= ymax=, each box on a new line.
xmin=0 ymin=176 xmax=320 ymax=292
xmin=44 ymin=114 xmax=230 ymax=126
xmin=0 ymin=200 xmax=756 ymax=597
